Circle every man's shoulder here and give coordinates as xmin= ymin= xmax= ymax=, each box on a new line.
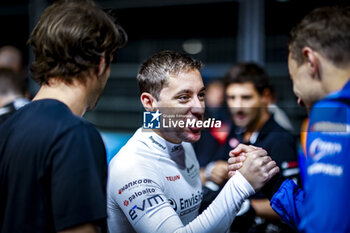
xmin=1 ymin=99 xmax=100 ymax=146
xmin=0 ymin=103 xmax=17 ymax=124
xmin=315 ymin=96 xmax=350 ymax=108
xmin=108 ymin=135 xmax=163 ymax=192
xmin=109 ymin=133 xmax=151 ymax=170
xmin=311 ymin=96 xmax=350 ymax=126
xmin=23 ymin=99 xmax=93 ymax=129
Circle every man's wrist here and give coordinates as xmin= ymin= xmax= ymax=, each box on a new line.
xmin=234 ymin=171 xmax=255 ymax=197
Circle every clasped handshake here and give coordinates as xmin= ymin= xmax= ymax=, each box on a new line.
xmin=228 ymin=144 xmax=279 ymax=191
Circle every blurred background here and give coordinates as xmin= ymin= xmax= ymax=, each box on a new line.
xmin=1 ymin=0 xmax=348 ymax=152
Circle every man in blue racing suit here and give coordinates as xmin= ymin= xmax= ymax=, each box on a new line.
xmin=228 ymin=6 xmax=350 ymax=233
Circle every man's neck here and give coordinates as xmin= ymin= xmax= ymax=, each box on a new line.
xmin=33 ymin=79 xmax=88 ymax=116
xmin=153 ymin=129 xmax=182 ymax=144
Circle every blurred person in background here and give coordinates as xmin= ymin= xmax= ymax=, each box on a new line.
xmin=193 ymin=78 xmax=231 ymax=184
xmin=203 ymin=79 xmax=229 ymax=121
xmin=0 ymin=0 xmax=127 ymax=232
xmin=202 ymin=63 xmax=298 ymax=233
xmin=0 ymin=46 xmax=30 ymax=123
xmin=0 ymin=45 xmax=24 ymax=73
xmin=0 ymin=68 xmax=29 ymax=123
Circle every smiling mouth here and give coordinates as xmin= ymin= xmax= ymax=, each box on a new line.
xmin=188 ymin=127 xmax=201 ymax=133
xmin=187 ymin=119 xmax=201 ymax=131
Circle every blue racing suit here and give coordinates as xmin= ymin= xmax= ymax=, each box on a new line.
xmin=265 ymin=80 xmax=350 ymax=233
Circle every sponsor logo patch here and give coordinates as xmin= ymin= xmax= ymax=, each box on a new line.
xmin=124 ymin=200 xmax=129 ymax=206
xmin=149 ymin=136 xmax=166 ymax=150
xmin=309 ymin=138 xmax=342 ymax=161
xmin=129 ymin=194 xmax=165 ymax=221
xmin=186 ymin=164 xmax=198 ymax=179
xmin=180 ymin=191 xmax=202 ymax=210
xmin=308 ymin=163 xmax=343 ymax=176
xmin=179 ymin=191 xmax=203 ymax=216
xmin=127 ymin=188 xmax=156 ymax=203
xmin=118 ymin=179 xmax=153 ymax=195
xmin=168 ymin=198 xmax=177 ymax=211
xmin=166 ymin=175 xmax=181 ymax=181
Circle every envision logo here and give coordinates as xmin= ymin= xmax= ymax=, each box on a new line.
xmin=180 ymin=191 xmax=202 ymax=210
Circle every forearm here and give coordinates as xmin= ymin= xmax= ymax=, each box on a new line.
xmin=177 ymin=171 xmax=254 ymax=232
xmin=131 ymin=171 xmax=254 ymax=233
xmin=250 ymin=199 xmax=280 ymax=220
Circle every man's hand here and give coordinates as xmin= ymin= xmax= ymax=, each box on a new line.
xmin=228 ymin=144 xmax=279 ymax=191
xmin=227 ymin=144 xmax=256 ymax=177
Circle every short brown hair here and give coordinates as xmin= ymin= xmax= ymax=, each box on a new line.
xmin=288 ymin=6 xmax=350 ymax=67
xmin=28 ymin=0 xmax=127 ymax=85
xmin=137 ymin=50 xmax=203 ymax=100
xmin=224 ymin=63 xmax=270 ymax=95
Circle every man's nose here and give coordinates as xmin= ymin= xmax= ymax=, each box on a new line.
xmin=232 ymin=97 xmax=243 ymax=108
xmin=191 ymin=96 xmax=205 ymax=115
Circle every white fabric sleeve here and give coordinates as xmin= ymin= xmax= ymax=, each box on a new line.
xmin=182 ymin=171 xmax=255 ymax=232
xmin=108 ymin=168 xmax=254 ymax=233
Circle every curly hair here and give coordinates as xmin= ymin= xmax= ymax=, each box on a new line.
xmin=28 ymin=0 xmax=127 ymax=85
xmin=288 ymin=6 xmax=350 ymax=67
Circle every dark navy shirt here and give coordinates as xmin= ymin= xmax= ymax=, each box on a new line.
xmin=0 ymin=99 xmax=107 ymax=232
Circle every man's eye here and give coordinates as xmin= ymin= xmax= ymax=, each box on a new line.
xmin=179 ymin=96 xmax=189 ymax=102
xmin=198 ymin=92 xmax=205 ymax=100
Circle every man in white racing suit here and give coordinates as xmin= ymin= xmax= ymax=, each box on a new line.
xmin=107 ymin=50 xmax=279 ymax=233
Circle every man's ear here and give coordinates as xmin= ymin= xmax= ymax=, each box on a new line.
xmin=302 ymin=47 xmax=321 ymax=80
xmin=141 ymin=92 xmax=158 ymax=111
